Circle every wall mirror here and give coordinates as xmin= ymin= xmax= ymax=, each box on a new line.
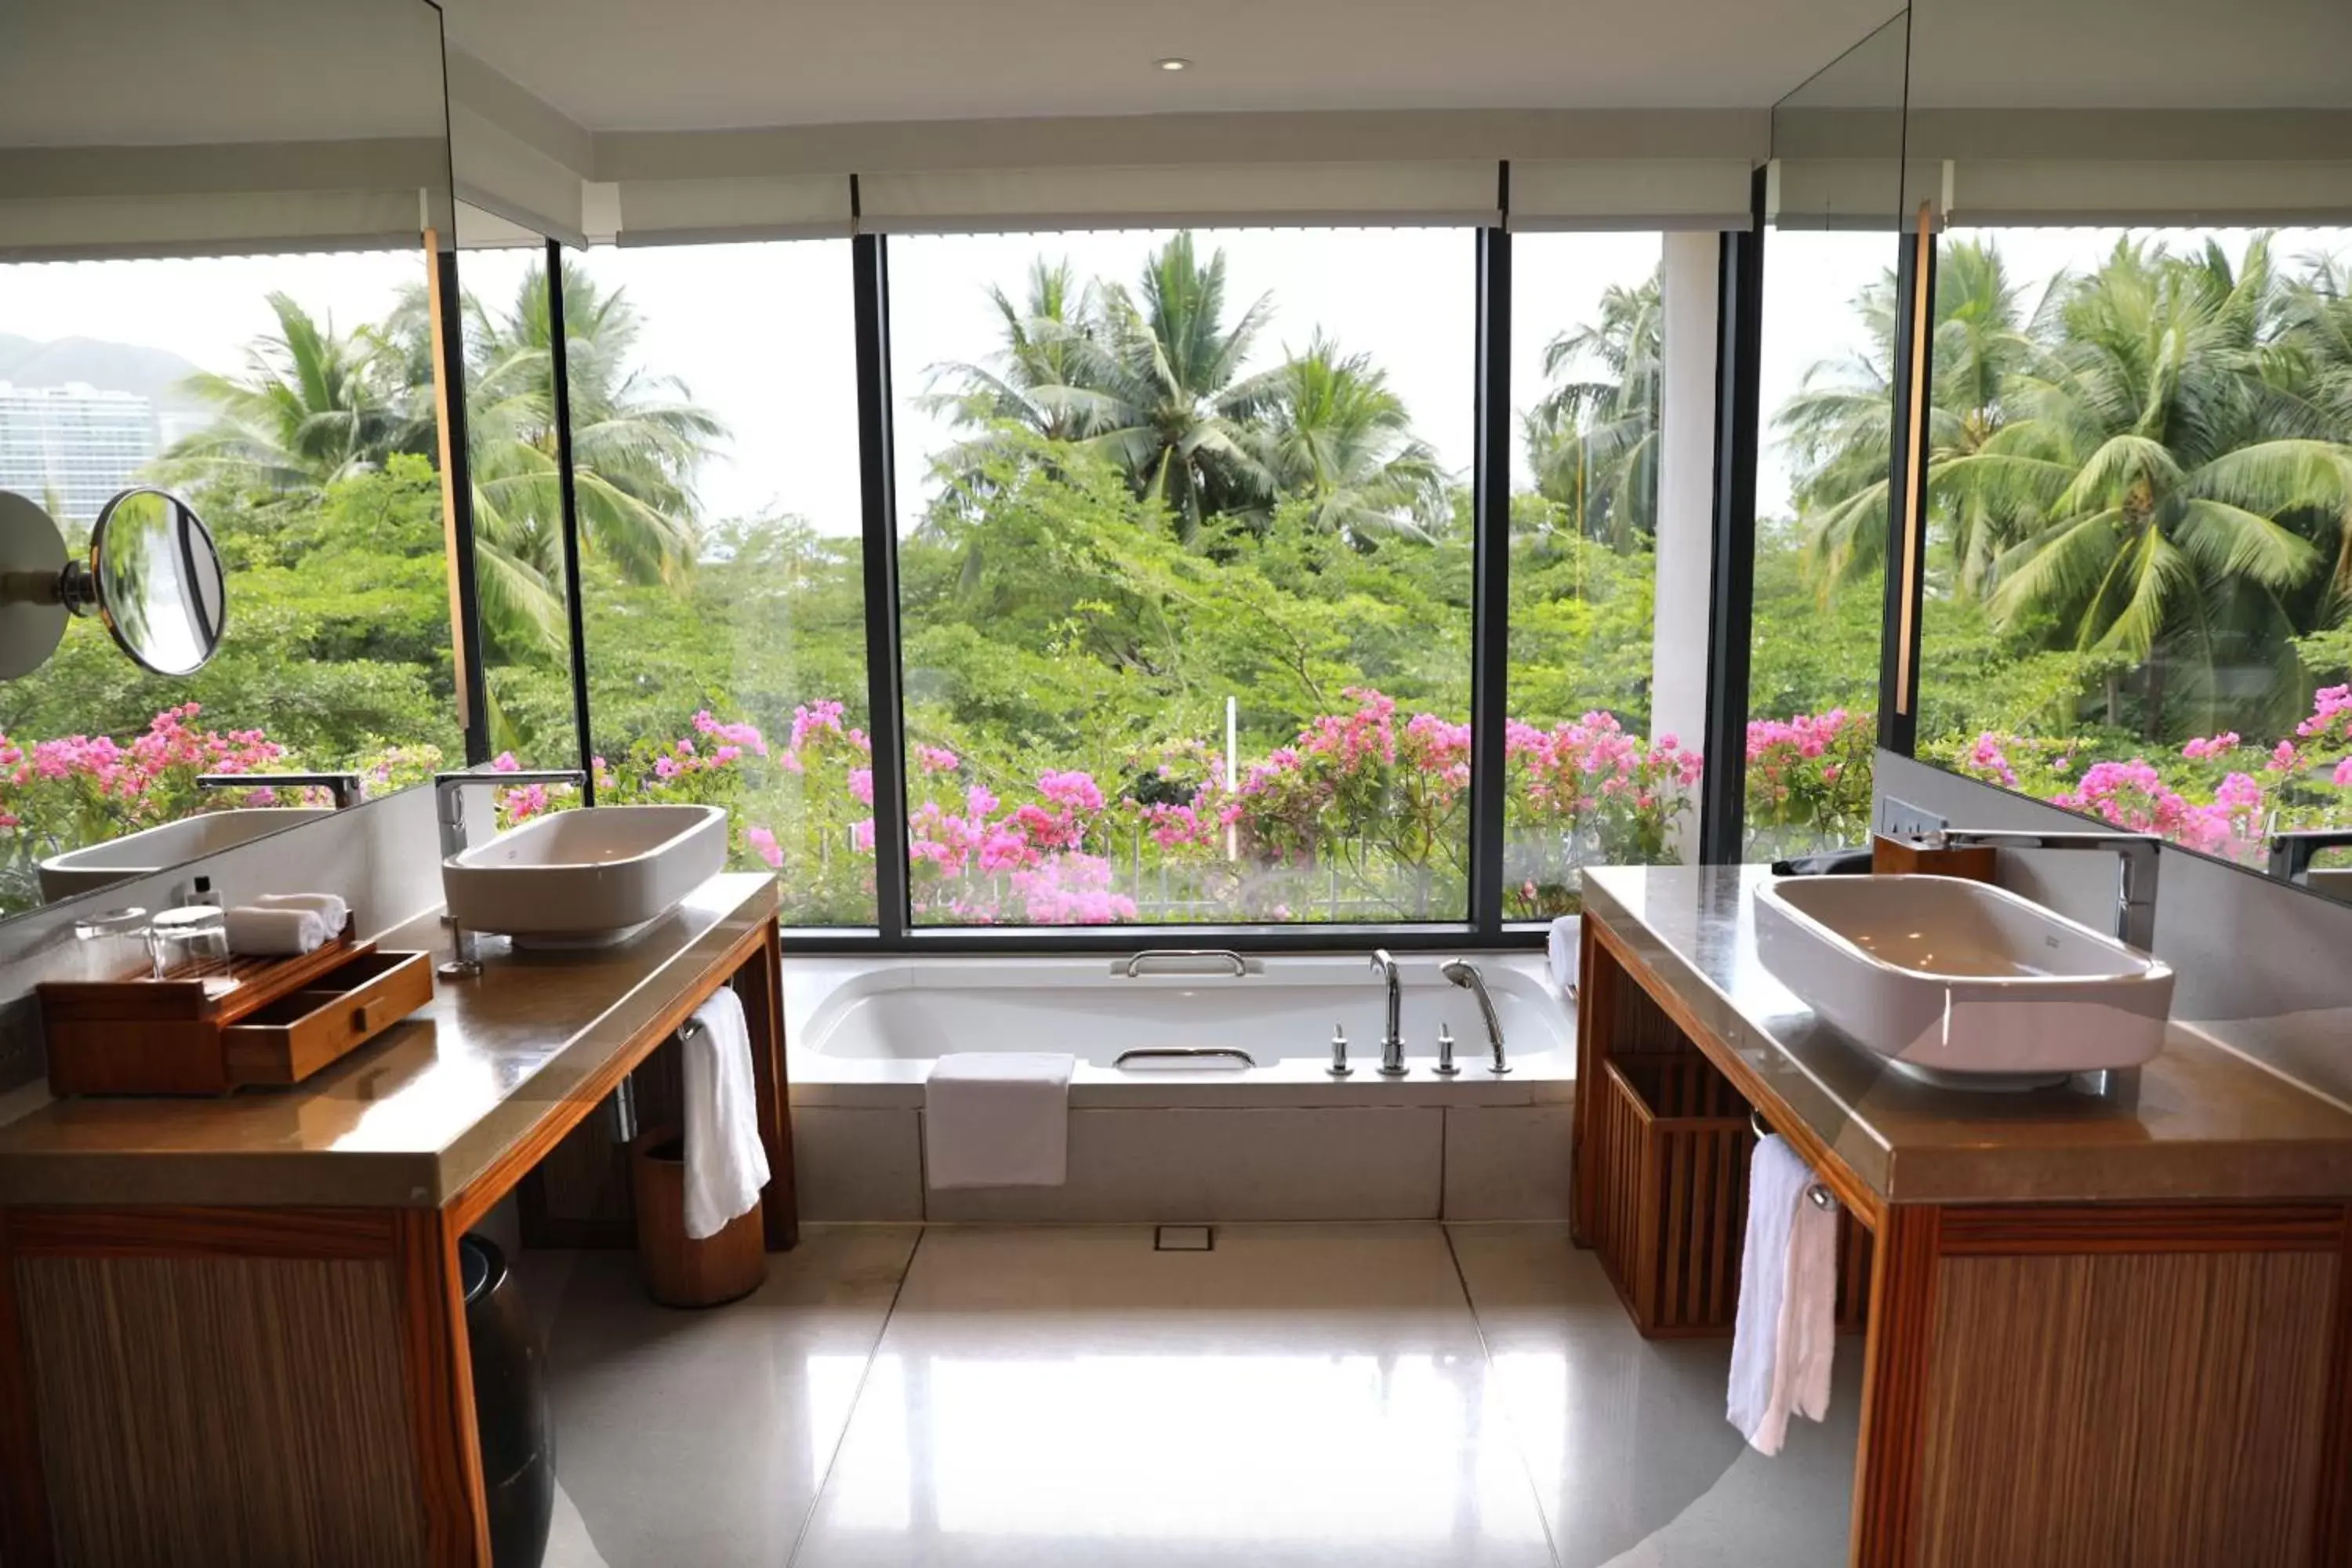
xmin=1744 ymin=9 xmax=1911 ymax=863
xmin=1897 ymin=0 xmax=2352 ymax=904
xmin=0 ymin=0 xmax=459 ymax=917
xmin=0 ymin=487 xmax=227 ymax=680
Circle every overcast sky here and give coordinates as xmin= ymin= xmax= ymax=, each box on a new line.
xmin=8 ymin=224 xmax=2347 ymax=541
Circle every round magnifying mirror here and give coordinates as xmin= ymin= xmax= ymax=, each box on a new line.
xmin=80 ymin=488 xmax=226 ymax=677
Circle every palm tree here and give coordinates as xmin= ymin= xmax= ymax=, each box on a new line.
xmin=461 ymin=261 xmax=727 ymax=655
xmin=1524 ymin=272 xmax=1661 ymax=549
xmin=159 ymin=293 xmax=422 ymax=495
xmin=1779 ymin=239 xmax=2036 ymax=593
xmin=1244 ymin=332 xmax=1449 ymax=546
xmin=1944 ymin=238 xmax=2352 ymax=735
xmin=930 ymin=234 xmax=1282 ymax=542
xmin=924 ymin=258 xmax=1106 ymax=443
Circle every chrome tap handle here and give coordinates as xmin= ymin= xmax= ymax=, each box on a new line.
xmin=1369 ymin=948 xmax=1406 ymax=1076
xmin=1434 ymin=1023 xmax=1459 ymax=1077
xmin=1328 ymin=1024 xmax=1352 ymax=1077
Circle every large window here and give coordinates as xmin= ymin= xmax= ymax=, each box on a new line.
xmin=1745 ymin=230 xmax=1898 ymax=858
xmin=887 ymin=228 xmax=1475 ymax=925
xmin=456 ymin=236 xmax=579 ymax=774
xmin=557 ymin=241 xmax=874 ymax=925
xmin=0 ymin=249 xmax=461 ymax=916
xmin=1915 ymin=226 xmax=2352 ymax=866
xmin=1504 ymin=230 xmax=1693 ymax=916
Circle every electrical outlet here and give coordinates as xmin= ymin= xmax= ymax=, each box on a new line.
xmin=1877 ymin=796 xmax=1947 ymax=839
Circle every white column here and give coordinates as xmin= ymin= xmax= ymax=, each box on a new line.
xmin=1653 ymin=230 xmax=1721 ymax=863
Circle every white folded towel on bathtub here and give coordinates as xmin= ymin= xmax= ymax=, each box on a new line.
xmin=925 ymin=1052 xmax=1076 ymax=1189
xmin=1548 ymin=915 xmax=1581 ymax=995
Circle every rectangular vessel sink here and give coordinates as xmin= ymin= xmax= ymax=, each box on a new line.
xmin=1752 ymin=873 xmax=2174 ymax=1085
xmin=441 ymin=804 xmax=729 ymax=948
xmin=38 ymin=807 xmax=338 ymax=901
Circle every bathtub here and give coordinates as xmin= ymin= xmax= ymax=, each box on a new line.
xmin=781 ymin=952 xmax=1577 ymax=1225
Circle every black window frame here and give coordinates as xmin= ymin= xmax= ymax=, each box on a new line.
xmin=445 ymin=183 xmax=1798 ymax=954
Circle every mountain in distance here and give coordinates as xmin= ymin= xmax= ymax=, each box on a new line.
xmin=0 ymin=334 xmax=209 ymax=417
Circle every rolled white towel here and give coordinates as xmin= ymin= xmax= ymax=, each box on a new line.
xmin=1548 ymin=915 xmax=1581 ymax=995
xmin=254 ymin=891 xmax=349 ymax=935
xmin=224 ymin=906 xmax=329 ymax=957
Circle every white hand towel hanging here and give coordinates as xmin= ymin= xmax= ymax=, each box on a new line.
xmin=925 ymin=1052 xmax=1076 ymax=1189
xmin=679 ymin=986 xmax=770 ymax=1240
xmin=1728 ymin=1134 xmax=1838 ymax=1454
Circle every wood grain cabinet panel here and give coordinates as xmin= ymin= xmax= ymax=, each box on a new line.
xmin=14 ymin=1252 xmax=426 ymax=1566
xmin=1915 ymin=1247 xmax=2339 ymax=1568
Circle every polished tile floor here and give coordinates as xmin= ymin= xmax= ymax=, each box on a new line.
xmin=521 ymin=1224 xmax=1858 ymax=1568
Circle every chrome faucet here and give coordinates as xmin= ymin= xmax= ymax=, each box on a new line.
xmin=1440 ymin=958 xmax=1509 ymax=1075
xmin=433 ymin=768 xmax=585 ymax=860
xmin=432 ymin=768 xmax=586 ymax=976
xmin=1917 ymin=828 xmax=2161 ymax=1104
xmin=197 ymin=771 xmax=364 ymax=809
xmin=1926 ymin=828 xmax=2161 ymax=953
xmin=1368 ymin=948 xmax=1406 ymax=1076
xmin=2268 ymin=828 xmax=2352 ymax=887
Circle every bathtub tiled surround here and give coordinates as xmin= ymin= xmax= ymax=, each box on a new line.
xmin=528 ymin=1224 xmax=1857 ymax=1568
xmin=782 ymin=952 xmax=1576 ymax=1224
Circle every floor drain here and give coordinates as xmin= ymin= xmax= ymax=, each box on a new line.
xmin=1155 ymin=1225 xmax=1213 ymax=1251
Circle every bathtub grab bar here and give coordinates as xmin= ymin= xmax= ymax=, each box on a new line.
xmin=1112 ymin=1046 xmax=1260 ymax=1069
xmin=1120 ymin=949 xmax=1248 ymax=978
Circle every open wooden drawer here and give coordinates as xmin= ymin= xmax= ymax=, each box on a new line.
xmin=222 ymin=949 xmax=434 ymax=1086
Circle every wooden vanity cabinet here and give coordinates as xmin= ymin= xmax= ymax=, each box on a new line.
xmin=1574 ymin=906 xmax=2352 ymax=1568
xmin=0 ymin=887 xmax=793 ymax=1568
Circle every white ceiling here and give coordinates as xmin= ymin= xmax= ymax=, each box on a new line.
xmin=440 ymin=0 xmax=1908 ymax=132
xmin=0 ymin=0 xmax=446 ymax=147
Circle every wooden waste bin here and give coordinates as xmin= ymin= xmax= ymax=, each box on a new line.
xmin=629 ymin=1125 xmax=767 ymax=1308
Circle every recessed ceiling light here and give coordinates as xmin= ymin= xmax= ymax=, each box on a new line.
xmin=1156 ymin=56 xmax=1192 ymax=72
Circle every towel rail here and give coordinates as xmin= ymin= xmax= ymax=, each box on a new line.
xmin=1112 ymin=1045 xmax=1258 ymax=1069
xmin=1120 ymin=949 xmax=1247 ymax=978
xmin=1748 ymin=1106 xmax=1837 ymax=1210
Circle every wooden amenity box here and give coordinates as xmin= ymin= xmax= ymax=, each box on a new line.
xmin=38 ymin=925 xmax=433 ymax=1096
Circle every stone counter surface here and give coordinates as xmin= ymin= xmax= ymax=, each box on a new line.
xmin=1584 ymin=864 xmax=2352 ymax=1204
xmin=0 ymin=872 xmax=779 ymax=1209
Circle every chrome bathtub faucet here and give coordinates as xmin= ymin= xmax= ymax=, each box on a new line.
xmin=1441 ymin=958 xmax=1509 ymax=1075
xmin=1369 ymin=948 xmax=1406 ymax=1076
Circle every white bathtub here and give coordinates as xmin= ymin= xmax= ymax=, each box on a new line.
xmin=781 ymin=952 xmax=1577 ymax=1224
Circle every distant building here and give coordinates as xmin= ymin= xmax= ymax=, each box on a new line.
xmin=0 ymin=382 xmax=160 ymax=524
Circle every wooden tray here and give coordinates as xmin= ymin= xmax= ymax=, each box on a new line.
xmin=38 ymin=922 xmax=434 ymax=1096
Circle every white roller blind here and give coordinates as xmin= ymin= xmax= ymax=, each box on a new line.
xmin=450 ymin=102 xmax=586 ymax=248
xmin=0 ymin=188 xmax=426 ymax=262
xmin=1949 ymin=160 xmax=2352 ymax=227
xmin=0 ymin=140 xmax=442 ymax=260
xmin=1508 ymin=159 xmax=1753 ymax=231
xmin=857 ymin=161 xmax=1501 ymax=233
xmin=1768 ymin=158 xmax=1913 ymax=232
xmin=615 ymin=174 xmax=855 ymax=245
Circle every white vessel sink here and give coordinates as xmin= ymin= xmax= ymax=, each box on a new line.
xmin=441 ymin=804 xmax=729 ymax=947
xmin=1753 ymin=873 xmax=2174 ymax=1085
xmin=37 ymin=807 xmax=337 ymax=901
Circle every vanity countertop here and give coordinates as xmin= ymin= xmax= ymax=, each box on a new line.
xmin=0 ymin=871 xmax=779 ymax=1210
xmin=1584 ymin=864 xmax=2352 ymax=1205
